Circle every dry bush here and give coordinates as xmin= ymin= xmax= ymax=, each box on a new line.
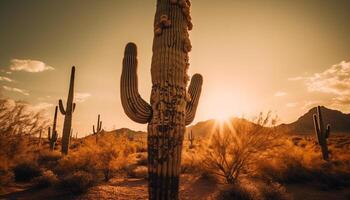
xmin=216 ymin=183 xmax=255 ymax=200
xmin=0 ymin=162 xmax=14 ymax=188
xmin=32 ymin=170 xmax=58 ymax=188
xmin=256 ymin=138 xmax=350 ymax=190
xmin=203 ymin=113 xmax=282 ymax=184
xmin=56 ymin=134 xmax=131 ymax=182
xmin=37 ymin=150 xmax=61 ymax=169
xmin=13 ymin=161 xmax=42 ymax=182
xmin=258 ymin=181 xmax=291 ymax=200
xmin=60 ymin=171 xmax=95 ymax=194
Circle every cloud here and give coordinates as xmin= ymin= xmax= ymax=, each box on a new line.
xmin=9 ymin=59 xmax=54 ymax=72
xmin=286 ymin=102 xmax=298 ymax=107
xmin=274 ymin=91 xmax=287 ymax=97
xmin=33 ymin=102 xmax=54 ymax=110
xmin=291 ymin=61 xmax=350 ymax=109
xmin=0 ymin=76 xmax=13 ymax=82
xmin=75 ymin=92 xmax=91 ymax=102
xmin=2 ymin=86 xmax=29 ymax=96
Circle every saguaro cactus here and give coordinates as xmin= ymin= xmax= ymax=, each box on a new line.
xmin=120 ymin=0 xmax=203 ymax=199
xmin=313 ymin=106 xmax=331 ymax=160
xmin=59 ymin=66 xmax=76 ymax=155
xmin=93 ymin=114 xmax=102 ymax=142
xmin=48 ymin=106 xmax=59 ymax=150
xmin=188 ymin=130 xmax=194 ymax=149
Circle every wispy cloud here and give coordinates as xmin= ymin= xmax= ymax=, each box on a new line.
xmin=75 ymin=92 xmax=91 ymax=102
xmin=2 ymin=85 xmax=29 ymax=96
xmin=0 ymin=76 xmax=13 ymax=82
xmin=274 ymin=91 xmax=287 ymax=97
xmin=292 ymin=61 xmax=350 ymax=108
xmin=9 ymin=59 xmax=54 ymax=72
xmin=33 ymin=102 xmax=54 ymax=110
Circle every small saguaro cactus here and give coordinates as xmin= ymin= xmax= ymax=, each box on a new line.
xmin=313 ymin=106 xmax=331 ymax=160
xmin=38 ymin=129 xmax=42 ymax=147
xmin=120 ymin=0 xmax=203 ymax=199
xmin=188 ymin=130 xmax=194 ymax=149
xmin=48 ymin=106 xmax=59 ymax=150
xmin=93 ymin=114 xmax=102 ymax=142
xmin=59 ymin=66 xmax=76 ymax=155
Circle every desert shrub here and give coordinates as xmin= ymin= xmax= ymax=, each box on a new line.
xmin=95 ymin=135 xmax=131 ymax=181
xmin=56 ymin=134 xmax=131 ymax=182
xmin=203 ymin=113 xmax=281 ymax=184
xmin=37 ymin=150 xmax=61 ymax=168
xmin=181 ymin=148 xmax=204 ymax=174
xmin=13 ymin=162 xmax=41 ymax=182
xmin=60 ymin=171 xmax=95 ymax=194
xmin=216 ymin=183 xmax=255 ymax=200
xmin=136 ymin=152 xmax=148 ymax=166
xmin=32 ymin=170 xmax=58 ymax=188
xmin=0 ymin=163 xmax=14 ymax=187
xmin=258 ymin=182 xmax=291 ymax=200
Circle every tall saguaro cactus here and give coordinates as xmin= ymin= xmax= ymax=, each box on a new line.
xmin=93 ymin=114 xmax=102 ymax=142
xmin=59 ymin=66 xmax=76 ymax=155
xmin=188 ymin=130 xmax=194 ymax=149
xmin=313 ymin=106 xmax=331 ymax=160
xmin=48 ymin=106 xmax=59 ymax=150
xmin=120 ymin=0 xmax=203 ymax=199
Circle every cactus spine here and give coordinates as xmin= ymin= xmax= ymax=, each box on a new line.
xmin=59 ymin=66 xmax=76 ymax=155
xmin=48 ymin=106 xmax=59 ymax=150
xmin=313 ymin=106 xmax=331 ymax=160
xmin=120 ymin=0 xmax=203 ymax=199
xmin=188 ymin=130 xmax=194 ymax=149
xmin=93 ymin=114 xmax=102 ymax=143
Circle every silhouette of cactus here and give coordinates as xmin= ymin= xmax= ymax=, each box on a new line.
xmin=59 ymin=66 xmax=76 ymax=155
xmin=313 ymin=106 xmax=331 ymax=160
xmin=38 ymin=129 xmax=42 ymax=147
xmin=93 ymin=114 xmax=102 ymax=143
xmin=48 ymin=106 xmax=58 ymax=150
xmin=188 ymin=130 xmax=194 ymax=149
xmin=120 ymin=0 xmax=202 ymax=199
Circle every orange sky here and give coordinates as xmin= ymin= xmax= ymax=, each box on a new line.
xmin=1 ymin=0 xmax=350 ymax=135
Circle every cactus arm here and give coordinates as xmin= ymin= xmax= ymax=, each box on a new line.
xmin=185 ymin=74 xmax=203 ymax=125
xmin=120 ymin=43 xmax=152 ymax=124
xmin=48 ymin=127 xmax=51 ymax=141
xmin=99 ymin=121 xmax=102 ymax=130
xmin=313 ymin=114 xmax=320 ymax=143
xmin=58 ymin=100 xmax=66 ymax=115
xmin=93 ymin=125 xmax=96 ymax=134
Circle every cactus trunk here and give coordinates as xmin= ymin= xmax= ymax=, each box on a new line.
xmin=93 ymin=114 xmax=102 ymax=143
xmin=120 ymin=1 xmax=203 ymax=199
xmin=48 ymin=106 xmax=59 ymax=150
xmin=313 ymin=106 xmax=331 ymax=160
xmin=59 ymin=66 xmax=76 ymax=155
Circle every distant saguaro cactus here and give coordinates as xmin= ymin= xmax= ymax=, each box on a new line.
xmin=48 ymin=106 xmax=59 ymax=150
xmin=188 ymin=130 xmax=194 ymax=149
xmin=93 ymin=114 xmax=102 ymax=142
xmin=120 ymin=0 xmax=203 ymax=199
xmin=38 ymin=129 xmax=42 ymax=147
xmin=313 ymin=106 xmax=331 ymax=160
xmin=59 ymin=66 xmax=76 ymax=155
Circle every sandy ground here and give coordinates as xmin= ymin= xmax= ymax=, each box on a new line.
xmin=1 ymin=175 xmax=350 ymax=200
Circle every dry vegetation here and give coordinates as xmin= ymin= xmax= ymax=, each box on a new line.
xmin=1 ymin=99 xmax=350 ymax=199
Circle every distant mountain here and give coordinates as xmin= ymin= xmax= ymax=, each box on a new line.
xmin=186 ymin=118 xmax=258 ymax=138
xmin=102 ymin=106 xmax=350 ymax=140
xmin=277 ymin=106 xmax=350 ymax=134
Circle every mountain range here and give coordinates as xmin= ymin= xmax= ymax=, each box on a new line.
xmin=108 ymin=106 xmax=350 ymax=138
